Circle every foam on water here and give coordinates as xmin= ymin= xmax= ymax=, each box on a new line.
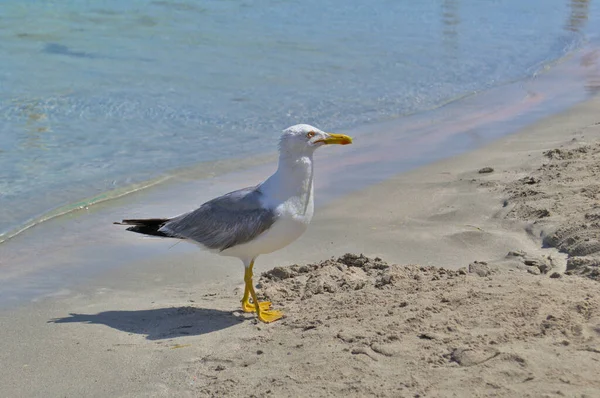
xmin=1 ymin=0 xmax=599 ymax=241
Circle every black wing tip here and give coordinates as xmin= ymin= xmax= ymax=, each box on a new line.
xmin=125 ymin=225 xmax=171 ymax=237
xmin=114 ymin=218 xmax=172 ymax=237
xmin=115 ymin=218 xmax=170 ymax=225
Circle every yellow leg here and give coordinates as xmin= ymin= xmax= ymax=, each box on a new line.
xmin=240 ymin=260 xmax=283 ymax=323
xmin=241 ymin=260 xmax=272 ymax=312
xmin=241 ymin=265 xmax=252 ymax=310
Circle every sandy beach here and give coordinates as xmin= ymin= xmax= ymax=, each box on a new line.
xmin=2 ymin=96 xmax=600 ymax=397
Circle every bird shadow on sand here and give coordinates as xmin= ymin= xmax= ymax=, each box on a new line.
xmin=49 ymin=306 xmax=245 ymax=340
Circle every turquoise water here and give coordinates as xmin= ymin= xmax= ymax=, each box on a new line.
xmin=1 ymin=0 xmax=599 ymax=240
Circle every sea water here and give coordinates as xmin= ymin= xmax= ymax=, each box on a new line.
xmin=1 ymin=0 xmax=599 ymax=241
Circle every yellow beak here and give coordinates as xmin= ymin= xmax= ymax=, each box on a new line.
xmin=317 ymin=133 xmax=353 ymax=145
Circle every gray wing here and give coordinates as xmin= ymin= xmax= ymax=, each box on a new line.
xmin=160 ymin=186 xmax=277 ymax=251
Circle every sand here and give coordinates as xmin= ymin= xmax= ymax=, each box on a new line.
xmin=1 ymin=97 xmax=600 ymax=397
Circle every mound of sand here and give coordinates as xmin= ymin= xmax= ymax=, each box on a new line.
xmin=175 ymin=254 xmax=600 ymax=397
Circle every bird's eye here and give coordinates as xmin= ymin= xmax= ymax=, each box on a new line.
xmin=306 ymin=131 xmax=316 ymax=139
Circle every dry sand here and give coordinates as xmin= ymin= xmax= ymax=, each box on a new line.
xmin=2 ymin=98 xmax=600 ymax=397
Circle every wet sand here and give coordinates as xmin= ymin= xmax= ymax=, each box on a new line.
xmin=1 ymin=91 xmax=600 ymax=396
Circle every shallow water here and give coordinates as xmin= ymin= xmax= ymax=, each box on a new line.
xmin=1 ymin=0 xmax=599 ymax=240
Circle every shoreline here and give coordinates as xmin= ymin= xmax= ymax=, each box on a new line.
xmin=0 ymin=42 xmax=599 ymax=305
xmin=2 ymin=41 xmax=599 ymax=246
xmin=1 ymin=91 xmax=600 ymax=395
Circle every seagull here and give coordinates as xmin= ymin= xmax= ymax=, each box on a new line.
xmin=115 ymin=124 xmax=353 ymax=323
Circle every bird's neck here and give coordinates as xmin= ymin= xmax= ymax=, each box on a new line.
xmin=261 ymin=151 xmax=314 ymax=205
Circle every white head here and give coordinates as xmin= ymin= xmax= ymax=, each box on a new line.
xmin=279 ymin=124 xmax=353 ymax=156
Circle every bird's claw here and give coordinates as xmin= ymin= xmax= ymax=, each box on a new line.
xmin=257 ymin=309 xmax=284 ymax=323
xmin=242 ymin=300 xmax=272 ymax=313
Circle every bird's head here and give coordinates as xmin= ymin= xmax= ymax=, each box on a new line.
xmin=279 ymin=124 xmax=353 ymax=154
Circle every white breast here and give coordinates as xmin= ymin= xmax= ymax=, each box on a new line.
xmin=221 ymin=193 xmax=314 ymax=260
